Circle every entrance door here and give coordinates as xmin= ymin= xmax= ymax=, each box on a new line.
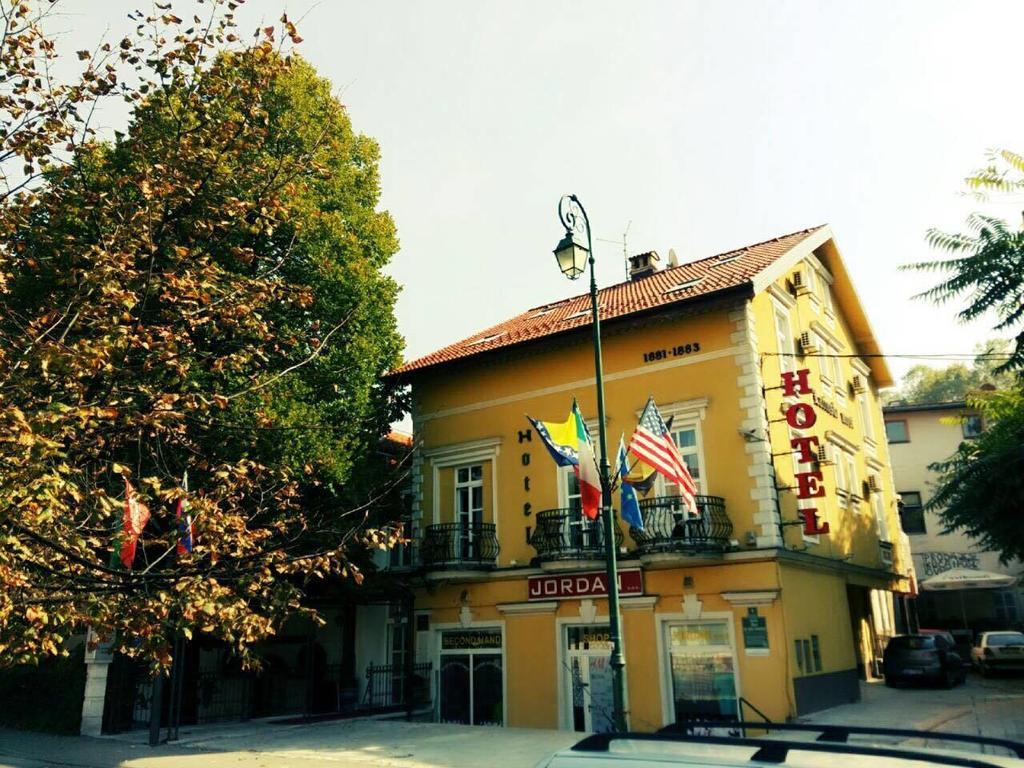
xmin=565 ymin=625 xmax=616 ymax=733
xmin=438 ymin=629 xmax=504 ymax=726
xmin=663 ymin=621 xmax=738 ymax=724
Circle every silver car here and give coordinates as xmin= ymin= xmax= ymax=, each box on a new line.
xmin=971 ymin=631 xmax=1024 ymax=676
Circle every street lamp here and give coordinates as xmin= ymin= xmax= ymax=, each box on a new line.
xmin=552 ymin=194 xmax=627 ymax=732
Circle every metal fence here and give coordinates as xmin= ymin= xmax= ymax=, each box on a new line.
xmin=363 ymin=662 xmax=432 ymax=710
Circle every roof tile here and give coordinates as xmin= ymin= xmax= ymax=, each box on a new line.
xmin=392 ymin=225 xmax=824 ymax=376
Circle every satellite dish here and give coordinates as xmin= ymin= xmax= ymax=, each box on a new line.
xmin=667 ymin=248 xmax=679 ymax=268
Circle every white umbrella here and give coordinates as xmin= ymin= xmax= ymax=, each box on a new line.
xmin=919 ymin=568 xmax=1019 ymax=629
xmin=920 ymin=568 xmax=1018 ymax=591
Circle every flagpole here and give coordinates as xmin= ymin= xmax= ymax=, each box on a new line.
xmin=557 ymin=194 xmax=627 ymax=732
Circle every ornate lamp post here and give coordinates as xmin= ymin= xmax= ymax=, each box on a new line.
xmin=552 ymin=194 xmax=627 ymax=732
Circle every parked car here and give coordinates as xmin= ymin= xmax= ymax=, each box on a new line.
xmin=882 ymin=633 xmax=965 ymax=687
xmin=971 ymin=631 xmax=1024 ymax=676
xmin=919 ymin=628 xmax=972 ymax=667
xmin=534 ymin=722 xmax=1024 ymax=768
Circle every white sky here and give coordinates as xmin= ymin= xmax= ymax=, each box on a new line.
xmin=60 ymin=1 xmax=1024 ymax=390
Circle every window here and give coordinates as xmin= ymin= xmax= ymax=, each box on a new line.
xmin=884 ymin=420 xmax=909 ymax=443
xmin=667 ymin=426 xmax=702 ymax=495
xmin=821 ymin=283 xmax=835 ymax=317
xmin=994 ymin=592 xmax=1019 ymax=624
xmin=455 ymin=465 xmax=484 ymax=560
xmin=810 ymin=635 xmax=822 ymax=672
xmin=832 ymin=445 xmax=848 ymax=506
xmin=845 ymin=453 xmax=859 ymax=507
xmin=871 ymin=479 xmax=889 ymax=541
xmin=817 ymin=335 xmax=838 ymax=395
xmin=898 ymin=491 xmax=926 ymax=535
xmin=962 ymin=414 xmax=983 ymax=439
xmin=773 ymin=304 xmax=795 ymax=374
xmin=859 ymin=392 xmax=876 ymax=442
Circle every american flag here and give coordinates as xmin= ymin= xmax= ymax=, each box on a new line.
xmin=628 ymin=397 xmax=698 ymax=514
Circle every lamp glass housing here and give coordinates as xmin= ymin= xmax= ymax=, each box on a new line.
xmin=553 ymin=232 xmax=588 ymax=280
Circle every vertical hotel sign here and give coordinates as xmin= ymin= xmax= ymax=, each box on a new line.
xmin=781 ymin=368 xmax=830 ymax=536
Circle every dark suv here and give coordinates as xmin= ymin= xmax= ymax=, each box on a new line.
xmin=883 ymin=634 xmax=966 ymax=687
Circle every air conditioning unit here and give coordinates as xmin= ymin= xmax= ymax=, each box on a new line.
xmin=850 ymin=375 xmax=866 ymax=394
xmin=867 ymin=475 xmax=881 ymax=493
xmin=798 ymin=331 xmax=819 ymax=356
xmin=816 ymin=445 xmax=833 ymax=465
xmin=792 ymin=270 xmax=810 ymax=295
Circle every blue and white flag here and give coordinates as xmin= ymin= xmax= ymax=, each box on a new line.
xmin=617 ymin=436 xmax=643 ymax=530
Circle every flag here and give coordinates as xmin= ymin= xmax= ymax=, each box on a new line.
xmin=617 ymin=436 xmax=643 ymax=530
xmin=624 ymin=416 xmax=671 ymax=494
xmin=628 ymin=397 xmax=698 ymax=515
xmin=120 ymin=478 xmax=150 ymax=569
xmin=572 ymin=400 xmax=602 ymax=521
xmin=175 ymin=471 xmax=193 ymax=555
xmin=527 ymin=412 xmax=579 ymax=468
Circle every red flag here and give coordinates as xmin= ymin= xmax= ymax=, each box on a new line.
xmin=120 ymin=478 xmax=150 ymax=569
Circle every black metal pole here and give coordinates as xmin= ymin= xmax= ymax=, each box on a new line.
xmin=148 ymin=672 xmax=164 ymax=747
xmin=569 ymin=195 xmax=627 ymax=732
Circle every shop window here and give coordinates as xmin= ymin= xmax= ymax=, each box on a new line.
xmin=664 ymin=622 xmax=738 ymax=723
xmin=885 ymin=420 xmax=909 ymax=443
xmin=962 ymin=414 xmax=983 ymax=439
xmin=898 ymin=491 xmax=926 ymax=535
xmin=565 ymin=626 xmax=615 ymax=733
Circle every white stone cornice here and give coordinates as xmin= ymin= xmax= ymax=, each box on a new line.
xmin=721 ymin=590 xmax=780 ymax=607
xmin=497 ymin=601 xmax=558 ymax=615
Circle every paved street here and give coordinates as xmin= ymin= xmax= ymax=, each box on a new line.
xmin=1 ymin=675 xmax=1021 ymax=768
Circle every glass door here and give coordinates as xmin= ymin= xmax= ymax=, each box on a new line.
xmin=664 ymin=621 xmax=738 ymax=724
xmin=565 ymin=625 xmax=615 ymax=733
xmin=438 ymin=629 xmax=504 ymax=726
xmin=455 ymin=465 xmax=483 ymax=561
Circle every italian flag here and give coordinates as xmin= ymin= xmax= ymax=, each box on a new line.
xmin=572 ymin=401 xmax=602 ymax=521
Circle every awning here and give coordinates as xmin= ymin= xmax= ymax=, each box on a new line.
xmin=919 ymin=568 xmax=1019 ymax=592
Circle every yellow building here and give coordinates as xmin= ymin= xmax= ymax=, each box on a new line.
xmin=389 ymin=225 xmax=914 ymax=732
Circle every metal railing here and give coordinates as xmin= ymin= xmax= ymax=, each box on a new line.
xmin=530 ymin=507 xmax=623 ymax=560
xmin=631 ymin=495 xmax=733 ymax=555
xmin=363 ymin=662 xmax=432 ymax=710
xmin=420 ymin=522 xmax=499 ymax=569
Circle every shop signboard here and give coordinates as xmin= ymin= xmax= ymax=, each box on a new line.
xmin=527 ymin=567 xmax=643 ymax=601
xmin=440 ymin=629 xmax=502 ymax=650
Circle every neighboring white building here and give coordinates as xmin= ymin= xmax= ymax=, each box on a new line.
xmin=883 ymin=401 xmax=1023 ymax=630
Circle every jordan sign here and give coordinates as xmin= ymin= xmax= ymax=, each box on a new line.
xmin=527 ymin=567 xmax=643 ymax=601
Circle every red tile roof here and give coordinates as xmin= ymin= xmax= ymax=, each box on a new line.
xmin=391 ymin=225 xmax=825 ymax=377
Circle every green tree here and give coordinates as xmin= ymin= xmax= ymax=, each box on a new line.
xmin=927 ymin=389 xmax=1024 ymax=563
xmin=903 ymin=150 xmax=1024 ymax=373
xmin=0 ymin=2 xmax=405 ymax=667
xmin=886 ymin=339 xmax=1015 ymax=404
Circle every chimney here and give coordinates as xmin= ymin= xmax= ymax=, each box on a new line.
xmin=628 ymin=250 xmax=661 ymax=280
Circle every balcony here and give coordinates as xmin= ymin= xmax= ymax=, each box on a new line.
xmin=630 ymin=495 xmax=733 ymax=559
xmin=420 ymin=522 xmax=499 ymax=572
xmin=530 ymin=508 xmax=624 ymax=566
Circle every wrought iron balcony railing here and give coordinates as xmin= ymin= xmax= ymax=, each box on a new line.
xmin=420 ymin=522 xmax=499 ymax=570
xmin=530 ymin=507 xmax=624 ymax=561
xmin=631 ymin=495 xmax=733 ymax=556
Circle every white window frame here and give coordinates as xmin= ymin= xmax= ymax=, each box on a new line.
xmin=772 ymin=300 xmax=795 ymax=376
xmin=654 ymin=610 xmax=740 ymax=728
xmin=871 ymin=478 xmax=889 ymax=542
xmin=425 ymin=437 xmax=501 ymax=547
xmin=859 ymin=390 xmax=876 ymax=443
xmin=638 ymin=398 xmax=709 ymax=499
xmin=816 ymin=332 xmax=834 ymax=396
xmin=832 ymin=444 xmax=848 ymax=509
xmin=845 ymin=452 xmax=860 ymax=512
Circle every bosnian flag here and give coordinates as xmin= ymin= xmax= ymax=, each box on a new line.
xmin=175 ymin=471 xmax=193 ymax=555
xmin=572 ymin=400 xmax=602 ymax=521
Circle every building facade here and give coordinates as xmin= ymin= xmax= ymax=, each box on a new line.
xmin=391 ymin=225 xmax=913 ymax=732
xmin=883 ymin=401 xmax=1023 ymax=630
